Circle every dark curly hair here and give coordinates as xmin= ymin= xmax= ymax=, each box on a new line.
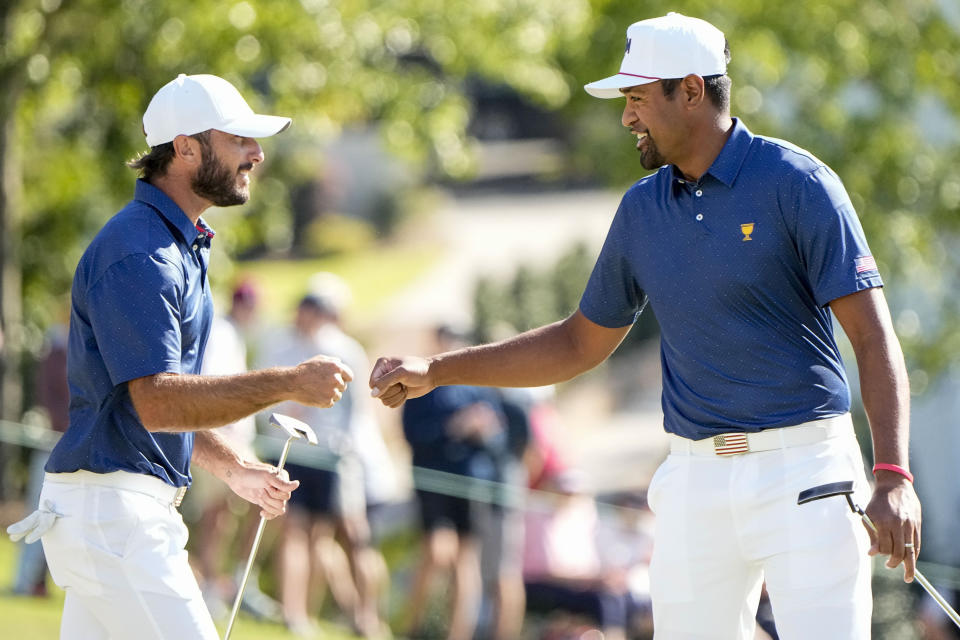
xmin=127 ymin=130 xmax=211 ymax=181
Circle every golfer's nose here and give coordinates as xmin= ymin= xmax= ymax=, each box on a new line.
xmin=246 ymin=138 xmax=264 ymax=164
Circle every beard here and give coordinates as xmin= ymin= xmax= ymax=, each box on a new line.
xmin=191 ymin=147 xmax=251 ymax=207
xmin=637 ymin=134 xmax=667 ymax=170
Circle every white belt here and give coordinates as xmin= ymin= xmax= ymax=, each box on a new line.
xmin=44 ymin=470 xmax=187 ymax=507
xmin=669 ymin=414 xmax=852 ymax=457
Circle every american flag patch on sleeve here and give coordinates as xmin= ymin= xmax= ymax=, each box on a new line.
xmin=855 ymin=255 xmax=878 ymax=274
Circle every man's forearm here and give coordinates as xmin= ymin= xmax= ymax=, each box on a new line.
xmin=192 ymin=429 xmax=243 ymax=480
xmin=130 ymin=367 xmax=294 ymax=432
xmin=831 ymin=288 xmax=911 ymax=471
xmin=857 ymin=331 xmax=911 ymax=470
xmin=430 ymin=313 xmax=628 ymax=388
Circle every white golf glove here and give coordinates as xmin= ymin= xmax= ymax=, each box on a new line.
xmin=6 ymin=499 xmax=61 ymax=544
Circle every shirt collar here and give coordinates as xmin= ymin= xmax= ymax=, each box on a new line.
xmin=703 ymin=117 xmax=753 ymax=187
xmin=134 ymin=179 xmax=215 ymax=247
xmin=194 ymin=219 xmax=216 ymax=249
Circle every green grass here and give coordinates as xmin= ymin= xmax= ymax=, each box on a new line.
xmin=0 ymin=532 xmax=64 ymax=638
xmin=227 ymin=241 xmax=440 ymax=326
xmin=0 ymin=535 xmax=360 ymax=639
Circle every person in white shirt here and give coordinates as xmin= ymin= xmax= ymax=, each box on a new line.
xmin=260 ymin=274 xmax=393 ymax=637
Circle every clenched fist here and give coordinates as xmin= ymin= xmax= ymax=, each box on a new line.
xmin=287 ymin=354 xmax=354 ymax=408
xmin=368 ymin=355 xmax=435 ymax=408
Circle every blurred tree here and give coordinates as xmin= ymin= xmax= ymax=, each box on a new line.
xmin=508 ymin=265 xmax=553 ymax=331
xmin=551 ymin=242 xmax=593 ymax=318
xmin=471 ymin=242 xmax=602 ymax=344
xmin=562 ymin=0 xmax=960 ymax=385
xmin=472 ymin=276 xmax=503 ymax=344
xmin=0 ymin=0 xmax=591 ymax=418
xmin=2 ymin=0 xmax=959 ymax=420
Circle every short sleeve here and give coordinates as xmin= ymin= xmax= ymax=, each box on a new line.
xmin=86 ymin=253 xmax=185 ymax=385
xmin=579 ymin=199 xmax=647 ymax=328
xmin=793 ymin=166 xmax=883 ymax=307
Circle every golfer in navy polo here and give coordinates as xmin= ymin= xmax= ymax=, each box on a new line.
xmin=6 ymin=74 xmax=353 ymax=639
xmin=370 ymin=13 xmax=921 ymax=639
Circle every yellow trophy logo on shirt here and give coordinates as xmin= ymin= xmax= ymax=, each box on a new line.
xmin=740 ymin=222 xmax=755 ymax=241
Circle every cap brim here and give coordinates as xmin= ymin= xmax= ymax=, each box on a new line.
xmin=584 ymin=73 xmax=659 ymax=99
xmin=219 ymin=113 xmax=292 ymax=138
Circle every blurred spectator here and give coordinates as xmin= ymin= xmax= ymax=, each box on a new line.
xmin=479 ymin=387 xmax=532 ymax=640
xmin=595 ymin=491 xmax=655 ymax=639
xmin=401 ymin=325 xmax=507 ymax=640
xmin=184 ymin=280 xmax=274 ymax=619
xmin=522 ymin=469 xmax=630 ymax=640
xmin=260 ymin=274 xmax=391 ymax=638
xmin=11 ymin=325 xmax=69 ymax=597
xmin=523 ymin=388 xmax=569 ymax=492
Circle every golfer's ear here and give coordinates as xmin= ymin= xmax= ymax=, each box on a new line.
xmin=171 ymin=135 xmax=200 ymax=165
xmin=681 ymin=74 xmax=706 ymax=108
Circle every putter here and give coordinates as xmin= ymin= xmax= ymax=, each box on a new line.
xmin=798 ymin=481 xmax=960 ymax=629
xmin=223 ymin=413 xmax=319 ymax=640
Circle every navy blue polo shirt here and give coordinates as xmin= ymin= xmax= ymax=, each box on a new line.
xmin=46 ymin=179 xmax=215 ymax=487
xmin=580 ymin=119 xmax=882 ymax=440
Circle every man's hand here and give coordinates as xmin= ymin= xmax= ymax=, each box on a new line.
xmin=225 ymin=460 xmax=300 ymax=519
xmin=864 ymin=476 xmax=922 ymax=582
xmin=288 ymin=355 xmax=353 ymax=408
xmin=369 ymin=356 xmax=434 ymax=408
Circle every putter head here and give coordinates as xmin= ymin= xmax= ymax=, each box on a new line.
xmin=797 ymin=480 xmax=855 ymax=505
xmin=269 ymin=413 xmax=319 ymax=446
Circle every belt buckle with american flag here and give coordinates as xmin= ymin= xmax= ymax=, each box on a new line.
xmin=713 ymin=432 xmax=749 ymax=455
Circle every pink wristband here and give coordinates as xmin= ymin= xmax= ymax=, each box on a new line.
xmin=872 ymin=463 xmax=914 ymax=483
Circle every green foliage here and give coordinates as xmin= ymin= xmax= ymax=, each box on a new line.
xmin=472 ymin=241 xmax=661 ymax=350
xmin=2 ymin=0 xmax=590 ymax=361
xmin=564 ymin=0 xmax=960 ymax=382
xmin=472 ymin=241 xmax=640 ymax=344
xmin=4 ymin=0 xmax=960 ymax=392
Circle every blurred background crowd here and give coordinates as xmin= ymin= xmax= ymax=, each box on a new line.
xmin=2 ymin=0 xmax=960 ymax=638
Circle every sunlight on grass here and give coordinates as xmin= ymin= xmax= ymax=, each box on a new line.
xmin=0 ymin=536 xmax=361 ymax=639
xmin=228 ymin=241 xmax=440 ymax=326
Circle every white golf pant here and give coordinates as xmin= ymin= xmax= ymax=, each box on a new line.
xmin=648 ymin=415 xmax=872 ymax=639
xmin=39 ymin=471 xmax=219 ymax=640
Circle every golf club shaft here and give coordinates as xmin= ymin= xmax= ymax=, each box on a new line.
xmin=913 ymin=570 xmax=960 ymax=629
xmin=223 ymin=436 xmax=295 ymax=640
xmin=860 ymin=512 xmax=960 ymax=629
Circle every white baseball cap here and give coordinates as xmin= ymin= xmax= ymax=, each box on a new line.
xmin=584 ymin=12 xmax=727 ymax=99
xmin=142 ymin=73 xmax=291 ymax=147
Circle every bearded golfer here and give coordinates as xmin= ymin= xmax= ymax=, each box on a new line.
xmin=6 ymin=74 xmax=352 ymax=639
xmin=370 ymin=13 xmax=921 ymax=639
